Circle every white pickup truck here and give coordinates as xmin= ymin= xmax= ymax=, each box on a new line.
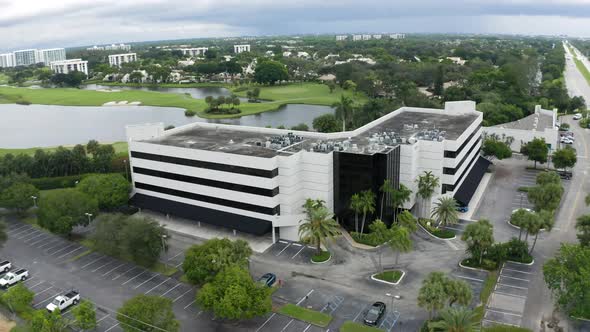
xmin=0 ymin=269 xmax=28 ymax=288
xmin=0 ymin=260 xmax=11 ymax=273
xmin=46 ymin=290 xmax=80 ymax=312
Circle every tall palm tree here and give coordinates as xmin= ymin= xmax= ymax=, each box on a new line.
xmin=299 ymin=199 xmax=341 ymax=255
xmin=389 ymin=226 xmax=412 ymax=266
xmin=349 ymin=193 xmax=362 ymax=233
xmin=461 ymin=219 xmax=494 ymax=265
xmin=428 ymin=307 xmax=479 ymax=332
xmin=379 ymin=179 xmax=394 ymax=220
xmin=332 ymin=95 xmax=354 ymax=131
xmin=359 ymin=190 xmax=376 ymax=234
xmin=416 ymin=171 xmax=440 ymax=219
xmin=391 ymin=184 xmax=412 ymax=223
xmin=529 ymin=210 xmax=553 ymax=254
xmin=431 ymin=197 xmax=459 ymax=227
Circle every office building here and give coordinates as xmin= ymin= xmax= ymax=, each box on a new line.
xmin=13 ymin=49 xmax=37 ymax=66
xmin=233 ymin=45 xmax=251 ymax=53
xmin=336 ymin=35 xmax=348 ymax=41
xmin=108 ymin=53 xmax=137 ymax=67
xmin=390 ymin=33 xmax=406 ymax=39
xmin=50 ymin=59 xmax=88 ymax=75
xmin=126 ymin=101 xmax=486 ymax=242
xmin=179 ymin=48 xmax=208 ymax=57
xmin=36 ymin=48 xmax=66 ymax=65
xmin=0 ymin=53 xmax=15 ymax=68
xmin=87 ymin=44 xmax=131 ymax=52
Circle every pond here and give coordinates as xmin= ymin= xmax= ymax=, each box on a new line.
xmin=0 ymin=103 xmax=333 ymax=148
xmin=82 ymin=84 xmax=239 ymax=100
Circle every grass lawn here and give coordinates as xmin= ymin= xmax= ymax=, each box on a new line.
xmin=0 ymin=141 xmax=128 ymax=157
xmin=474 ymin=270 xmax=499 ymax=323
xmin=373 ymin=270 xmax=403 ymax=283
xmin=483 ymin=325 xmax=532 ymax=332
xmin=573 ymin=57 xmax=590 ymax=86
xmin=87 ymin=80 xmax=231 ymax=88
xmin=233 ymin=82 xmax=364 ymax=106
xmin=278 ymin=304 xmax=333 ymax=327
xmin=311 ymin=250 xmax=331 ymax=263
xmin=339 ymin=321 xmax=384 ymax=332
xmin=418 ymin=219 xmax=455 ymax=239
xmin=0 ymin=73 xmax=8 ymax=85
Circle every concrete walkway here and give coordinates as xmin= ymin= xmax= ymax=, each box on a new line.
xmin=138 ymin=211 xmax=274 ymax=253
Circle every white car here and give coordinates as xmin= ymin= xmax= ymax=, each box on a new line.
xmin=46 ymin=290 xmax=80 ymax=312
xmin=0 ymin=260 xmax=11 ymax=273
xmin=573 ymin=113 xmax=582 ymax=120
xmin=561 ymin=137 xmax=574 ymax=144
xmin=0 ymin=269 xmax=28 ymax=288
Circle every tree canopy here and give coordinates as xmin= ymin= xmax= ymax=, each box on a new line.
xmin=254 ymin=60 xmax=288 ymax=85
xmin=117 ymin=295 xmax=179 ymax=332
xmin=77 ymin=173 xmax=130 ymax=210
xmin=37 ymin=188 xmax=98 ymax=235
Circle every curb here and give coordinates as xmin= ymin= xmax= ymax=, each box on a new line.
xmin=458 ymin=260 xmax=492 ymax=272
xmin=370 ymin=270 xmax=405 ymax=286
xmin=340 ymin=229 xmax=386 ymax=252
xmin=417 ymin=223 xmax=456 ymax=241
xmin=506 ymin=219 xmax=546 ymax=232
xmin=506 ymin=259 xmax=535 ymax=266
xmin=310 ymin=253 xmax=332 ymax=265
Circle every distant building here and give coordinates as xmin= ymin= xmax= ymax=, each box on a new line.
xmin=13 ymin=49 xmax=37 ymax=66
xmin=109 ymin=53 xmax=137 ymax=67
xmin=389 ymin=33 xmax=406 ymax=39
xmin=179 ymin=48 xmax=208 ymax=57
xmin=265 ymin=51 xmax=274 ymax=57
xmin=445 ymin=57 xmax=466 ymax=66
xmin=373 ymin=34 xmax=382 ymax=39
xmin=297 ymin=51 xmax=310 ymax=58
xmin=36 ymin=48 xmax=66 ymax=65
xmin=0 ymin=53 xmax=15 ymax=68
xmin=50 ymin=59 xmax=88 ymax=75
xmin=234 ymin=45 xmax=251 ymax=54
xmin=87 ymin=44 xmax=131 ymax=52
xmin=336 ymin=35 xmax=348 ymax=41
xmin=352 ymin=35 xmax=362 ymax=41
xmin=362 ymin=34 xmax=372 ymax=40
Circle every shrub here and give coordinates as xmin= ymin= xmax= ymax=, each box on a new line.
xmin=418 ymin=219 xmax=455 ymax=239
xmin=311 ymin=250 xmax=331 ymax=263
xmin=15 ymin=99 xmax=31 ymax=105
xmin=350 ymin=232 xmax=384 ymax=247
xmin=184 ymin=109 xmax=196 ymax=116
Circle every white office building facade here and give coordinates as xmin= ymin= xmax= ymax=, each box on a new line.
xmin=108 ymin=53 xmax=137 ymax=67
xmin=179 ymin=48 xmax=208 ymax=57
xmin=126 ymin=101 xmax=486 ymax=242
xmin=233 ymin=45 xmax=251 ymax=53
xmin=36 ymin=48 xmax=66 ymax=65
xmin=50 ymin=59 xmax=88 ymax=75
xmin=0 ymin=53 xmax=15 ymax=68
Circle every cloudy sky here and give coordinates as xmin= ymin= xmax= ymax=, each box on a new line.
xmin=1 ymin=0 xmax=590 ymax=51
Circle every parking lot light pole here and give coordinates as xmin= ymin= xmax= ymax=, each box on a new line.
xmin=385 ymin=293 xmax=401 ymax=312
xmin=84 ymin=213 xmax=93 ymax=224
xmin=30 ymin=196 xmax=37 ymax=208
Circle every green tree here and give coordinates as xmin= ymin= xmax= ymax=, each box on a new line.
xmin=312 ymin=113 xmax=340 ymax=133
xmin=358 ymin=190 xmax=376 ymax=234
xmin=390 ymin=184 xmax=412 ymax=223
xmin=0 ymin=173 xmax=31 ymax=193
xmin=37 ymin=189 xmax=98 ymax=235
xmin=521 ymin=138 xmax=548 ymax=168
xmin=72 ymin=300 xmax=97 ymax=331
xmin=30 ymin=309 xmax=68 ymax=332
xmin=332 ymin=95 xmax=354 ymax=131
xmin=1 ymin=283 xmax=34 ymax=314
xmin=0 ymin=182 xmax=39 ymax=213
xmin=182 ymin=238 xmax=252 ymax=284
xmin=445 ymin=279 xmax=473 ymax=307
xmin=428 ymin=307 xmax=478 ymax=332
xmin=349 ymin=193 xmax=362 ymax=233
xmin=397 ymin=210 xmax=418 ymax=233
xmin=327 ymin=81 xmax=336 ymax=93
xmin=543 ymin=244 xmax=590 ymax=318
xmin=552 ymin=146 xmax=577 ymax=172
xmin=527 ymin=182 xmax=563 ymax=212
xmin=482 ymin=138 xmax=512 ymax=160
xmin=416 ymin=171 xmax=440 ymax=219
xmin=298 ymin=199 xmax=341 ymax=254
xmin=197 ymin=265 xmax=272 ymax=320
xmin=529 ymin=210 xmax=554 ymax=254
xmin=86 ymin=140 xmax=100 ymax=155
xmin=389 ymin=226 xmax=412 ymax=266
xmin=536 ymin=171 xmax=561 ymax=186
xmin=433 ymin=65 xmax=444 ymax=96
xmin=77 ymin=173 xmax=130 ymax=210
xmin=121 ymin=216 xmax=169 ymax=267
xmin=431 ymin=197 xmax=459 ymax=227
xmin=576 ymin=214 xmax=590 ymax=247
xmin=90 ymin=213 xmax=128 ymax=256
xmin=379 ymin=179 xmax=394 ymax=220
xmin=461 ymin=219 xmax=494 ymax=265
xmin=117 ymin=295 xmax=179 ymax=332
xmin=510 ymin=208 xmax=536 ymax=241
xmin=417 ymin=272 xmax=448 ymax=319
xmin=254 ymin=61 xmax=288 ymax=85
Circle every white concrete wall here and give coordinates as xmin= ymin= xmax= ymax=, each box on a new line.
xmin=482 ymin=127 xmax=559 ymax=152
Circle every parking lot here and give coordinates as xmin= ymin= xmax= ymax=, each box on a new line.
xmin=482 ymin=261 xmax=533 ymax=328
xmin=2 ymin=218 xmax=217 ymax=332
xmin=264 ymin=240 xmax=319 ymax=264
xmin=452 ymin=265 xmax=488 ymax=307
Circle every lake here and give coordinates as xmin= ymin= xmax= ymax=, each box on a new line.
xmin=82 ymin=84 xmax=240 ymax=100
xmin=0 ymin=104 xmax=333 ymax=148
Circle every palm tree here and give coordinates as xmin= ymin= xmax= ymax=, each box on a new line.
xmin=379 ymin=179 xmax=394 ymax=220
xmin=359 ymin=190 xmax=376 ymax=234
xmin=299 ymin=199 xmax=341 ymax=255
xmin=391 ymin=184 xmax=412 ymax=223
xmin=416 ymin=171 xmax=440 ymax=219
xmin=431 ymin=197 xmax=459 ymax=227
xmin=529 ymin=210 xmax=553 ymax=254
xmin=0 ymin=220 xmax=6 ymax=248
xmin=349 ymin=193 xmax=362 ymax=233
xmin=576 ymin=214 xmax=590 ymax=247
xmin=461 ymin=219 xmax=494 ymax=265
xmin=332 ymin=95 xmax=354 ymax=131
xmin=389 ymin=226 xmax=412 ymax=266
xmin=397 ymin=211 xmax=418 ymax=233
xmin=510 ymin=208 xmax=532 ymax=241
xmin=418 ymin=272 xmax=447 ymax=319
xmin=586 ymin=193 xmax=590 ymax=207
xmin=445 ymin=279 xmax=472 ymax=307
xmin=428 ymin=307 xmax=479 ymax=332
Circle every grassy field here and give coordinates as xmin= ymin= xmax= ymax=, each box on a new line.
xmin=0 ymin=73 xmax=8 ymax=85
xmin=339 ymin=321 xmax=384 ymax=332
xmin=85 ymin=80 xmax=231 ymax=88
xmin=573 ymin=57 xmax=590 ymax=86
xmin=0 ymin=141 xmax=128 ymax=157
xmin=233 ymin=83 xmax=361 ymax=105
xmin=278 ymin=304 xmax=333 ymax=327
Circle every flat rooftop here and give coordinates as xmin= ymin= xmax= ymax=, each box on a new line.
xmin=140 ymin=106 xmax=480 ymax=158
xmin=492 ymin=112 xmax=553 ymax=131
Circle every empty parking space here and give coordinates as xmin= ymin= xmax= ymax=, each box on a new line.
xmin=454 ymin=267 xmax=487 ymax=307
xmin=265 ymin=240 xmax=317 ymax=263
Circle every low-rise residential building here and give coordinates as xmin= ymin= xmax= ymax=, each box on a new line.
xmin=126 ymin=101 xmax=486 ymax=242
xmin=50 ymin=59 xmax=88 ymax=75
xmin=179 ymin=47 xmax=208 ymax=57
xmin=108 ymin=53 xmax=137 ymax=67
xmin=336 ymin=35 xmax=348 ymax=41
xmin=87 ymin=44 xmax=131 ymax=52
xmin=373 ymin=34 xmax=382 ymax=39
xmin=390 ymin=33 xmax=406 ymax=39
xmin=234 ymin=44 xmax=251 ymax=53
xmin=362 ymin=34 xmax=372 ymax=40
xmin=352 ymin=35 xmax=363 ymax=41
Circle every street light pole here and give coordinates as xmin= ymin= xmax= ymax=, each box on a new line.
xmin=385 ymin=293 xmax=401 ymax=312
xmin=30 ymin=196 xmax=37 ymax=208
xmin=84 ymin=213 xmax=93 ymax=224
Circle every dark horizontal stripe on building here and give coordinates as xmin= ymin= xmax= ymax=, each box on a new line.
xmin=443 ymin=125 xmax=482 ymax=158
xmin=133 ymin=167 xmax=279 ymax=197
xmin=441 ymin=150 xmax=481 ymax=194
xmin=135 ymin=182 xmax=280 ymax=215
xmin=130 ymin=151 xmax=279 ymax=178
xmin=443 ymin=138 xmax=481 ymax=175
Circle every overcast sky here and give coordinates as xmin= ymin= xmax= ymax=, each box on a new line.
xmin=1 ymin=0 xmax=590 ymax=52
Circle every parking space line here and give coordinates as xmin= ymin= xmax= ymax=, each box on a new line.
xmin=494 ymin=291 xmax=526 ymax=299
xmin=303 ymin=324 xmax=312 ymax=332
xmin=174 ymin=261 xmax=183 ymax=268
xmin=7 ymin=224 xmax=28 ymax=233
xmin=32 ymin=237 xmax=59 ymax=247
xmin=12 ymin=228 xmax=34 ymax=237
xmin=173 ymin=288 xmax=193 ymax=302
xmin=102 ymin=263 xmax=125 ymax=276
xmin=291 ymin=246 xmax=306 ymax=259
xmin=167 ymin=252 xmax=183 ymax=261
xmin=296 ymin=289 xmax=314 ymax=305
xmin=96 ymin=314 xmax=110 ymax=323
xmin=122 ymin=271 xmax=147 ymax=286
xmin=34 ymin=286 xmax=54 ymax=296
xmin=91 ymin=260 xmax=116 ymax=273
xmin=278 ymin=240 xmax=289 ymax=244
xmin=353 ymin=305 xmax=370 ymax=322
xmin=50 ymin=243 xmax=79 ymax=256
xmin=485 ymin=308 xmax=523 ymax=317
xmin=500 ymin=275 xmax=530 ymax=282
xmin=18 ymin=229 xmax=43 ymax=240
xmin=276 ymin=242 xmax=292 ymax=256
xmin=133 ymin=274 xmax=157 ymax=289
xmin=502 ymin=267 xmax=534 ymax=275
xmin=57 ymin=246 xmax=85 ymax=259
xmin=34 ymin=294 xmax=57 ymax=308
xmin=144 ymin=278 xmax=170 ymax=294
xmin=23 ymin=232 xmax=48 ymax=242
xmin=280 ymin=319 xmax=294 ymax=332
xmin=28 ymin=280 xmax=44 ymax=288
xmin=183 ymin=300 xmax=196 ymax=309
xmin=454 ymin=275 xmax=485 ymax=282
xmin=160 ymin=284 xmax=181 ymax=297
xmin=81 ymin=256 xmax=107 ymax=269
xmin=255 ymin=313 xmax=276 ymax=332
xmin=43 ymin=242 xmax=68 ymax=252
xmin=104 ymin=323 xmax=120 ymax=332
xmin=497 ymin=283 xmax=528 ymax=290
xmin=112 ymin=266 xmax=137 ymax=281
xmin=22 ymin=277 xmax=35 ymax=283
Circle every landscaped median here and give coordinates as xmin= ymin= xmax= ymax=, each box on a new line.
xmin=278 ymin=303 xmax=333 ymax=328
xmin=339 ymin=320 xmax=384 ymax=332
xmin=417 ymin=218 xmax=455 ymax=239
xmin=371 ymin=270 xmax=404 ymax=285
xmin=311 ymin=250 xmax=332 ymax=264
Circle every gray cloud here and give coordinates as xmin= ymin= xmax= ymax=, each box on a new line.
xmin=1 ymin=0 xmax=590 ymax=51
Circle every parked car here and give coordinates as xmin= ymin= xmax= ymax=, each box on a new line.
xmin=0 ymin=261 xmax=11 ymax=273
xmin=0 ymin=269 xmax=28 ymax=288
xmin=558 ymin=171 xmax=572 ymax=180
xmin=257 ymin=273 xmax=276 ymax=287
xmin=560 ymin=131 xmax=574 ymax=137
xmin=456 ymin=206 xmax=469 ymax=213
xmin=46 ymin=290 xmax=80 ymax=312
xmin=573 ymin=113 xmax=582 ymax=120
xmin=363 ymin=301 xmax=386 ymax=326
xmin=561 ymin=137 xmax=574 ymax=144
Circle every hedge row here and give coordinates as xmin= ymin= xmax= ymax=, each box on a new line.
xmin=31 ymin=172 xmax=128 ymax=190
